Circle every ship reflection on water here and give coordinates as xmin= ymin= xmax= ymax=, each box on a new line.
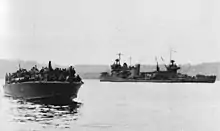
xmin=1 ymin=97 xmax=83 ymax=129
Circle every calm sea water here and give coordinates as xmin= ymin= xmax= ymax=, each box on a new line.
xmin=0 ymin=79 xmax=220 ymax=131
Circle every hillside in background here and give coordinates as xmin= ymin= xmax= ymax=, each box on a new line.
xmin=0 ymin=59 xmax=219 ymax=80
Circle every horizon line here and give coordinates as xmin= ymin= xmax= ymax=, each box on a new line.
xmin=0 ymin=58 xmax=219 ymax=66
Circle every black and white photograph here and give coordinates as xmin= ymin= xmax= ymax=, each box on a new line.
xmin=0 ymin=0 xmax=219 ymax=131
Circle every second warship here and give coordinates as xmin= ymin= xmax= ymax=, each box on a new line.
xmin=100 ymin=53 xmax=216 ymax=83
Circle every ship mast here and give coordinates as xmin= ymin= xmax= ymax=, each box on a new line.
xmin=155 ymin=57 xmax=160 ymax=71
xmin=161 ymin=57 xmax=168 ymax=69
xmin=169 ymin=48 xmax=177 ymax=62
xmin=117 ymin=53 xmax=123 ymax=65
xmin=170 ymin=49 xmax=172 ymax=62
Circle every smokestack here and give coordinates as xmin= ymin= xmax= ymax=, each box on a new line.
xmin=48 ymin=61 xmax=53 ymax=71
xmin=135 ymin=64 xmax=140 ymax=76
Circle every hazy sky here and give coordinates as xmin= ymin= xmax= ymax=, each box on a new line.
xmin=0 ymin=0 xmax=219 ymax=65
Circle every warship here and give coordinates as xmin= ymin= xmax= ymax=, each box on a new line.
xmin=100 ymin=53 xmax=216 ymax=83
xmin=3 ymin=61 xmax=83 ymax=105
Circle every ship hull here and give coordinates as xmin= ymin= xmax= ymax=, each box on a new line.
xmin=3 ymin=81 xmax=82 ymax=105
xmin=100 ymin=76 xmax=216 ymax=83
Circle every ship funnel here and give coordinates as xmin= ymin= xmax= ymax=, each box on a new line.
xmin=135 ymin=64 xmax=140 ymax=76
xmin=48 ymin=61 xmax=53 ymax=71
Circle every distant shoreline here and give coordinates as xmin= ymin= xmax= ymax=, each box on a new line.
xmin=0 ymin=59 xmax=219 ymax=81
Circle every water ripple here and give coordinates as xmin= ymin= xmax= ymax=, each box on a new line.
xmin=1 ymin=97 xmax=82 ymax=129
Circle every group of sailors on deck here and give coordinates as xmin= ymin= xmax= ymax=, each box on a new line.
xmin=5 ymin=61 xmax=82 ymax=84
